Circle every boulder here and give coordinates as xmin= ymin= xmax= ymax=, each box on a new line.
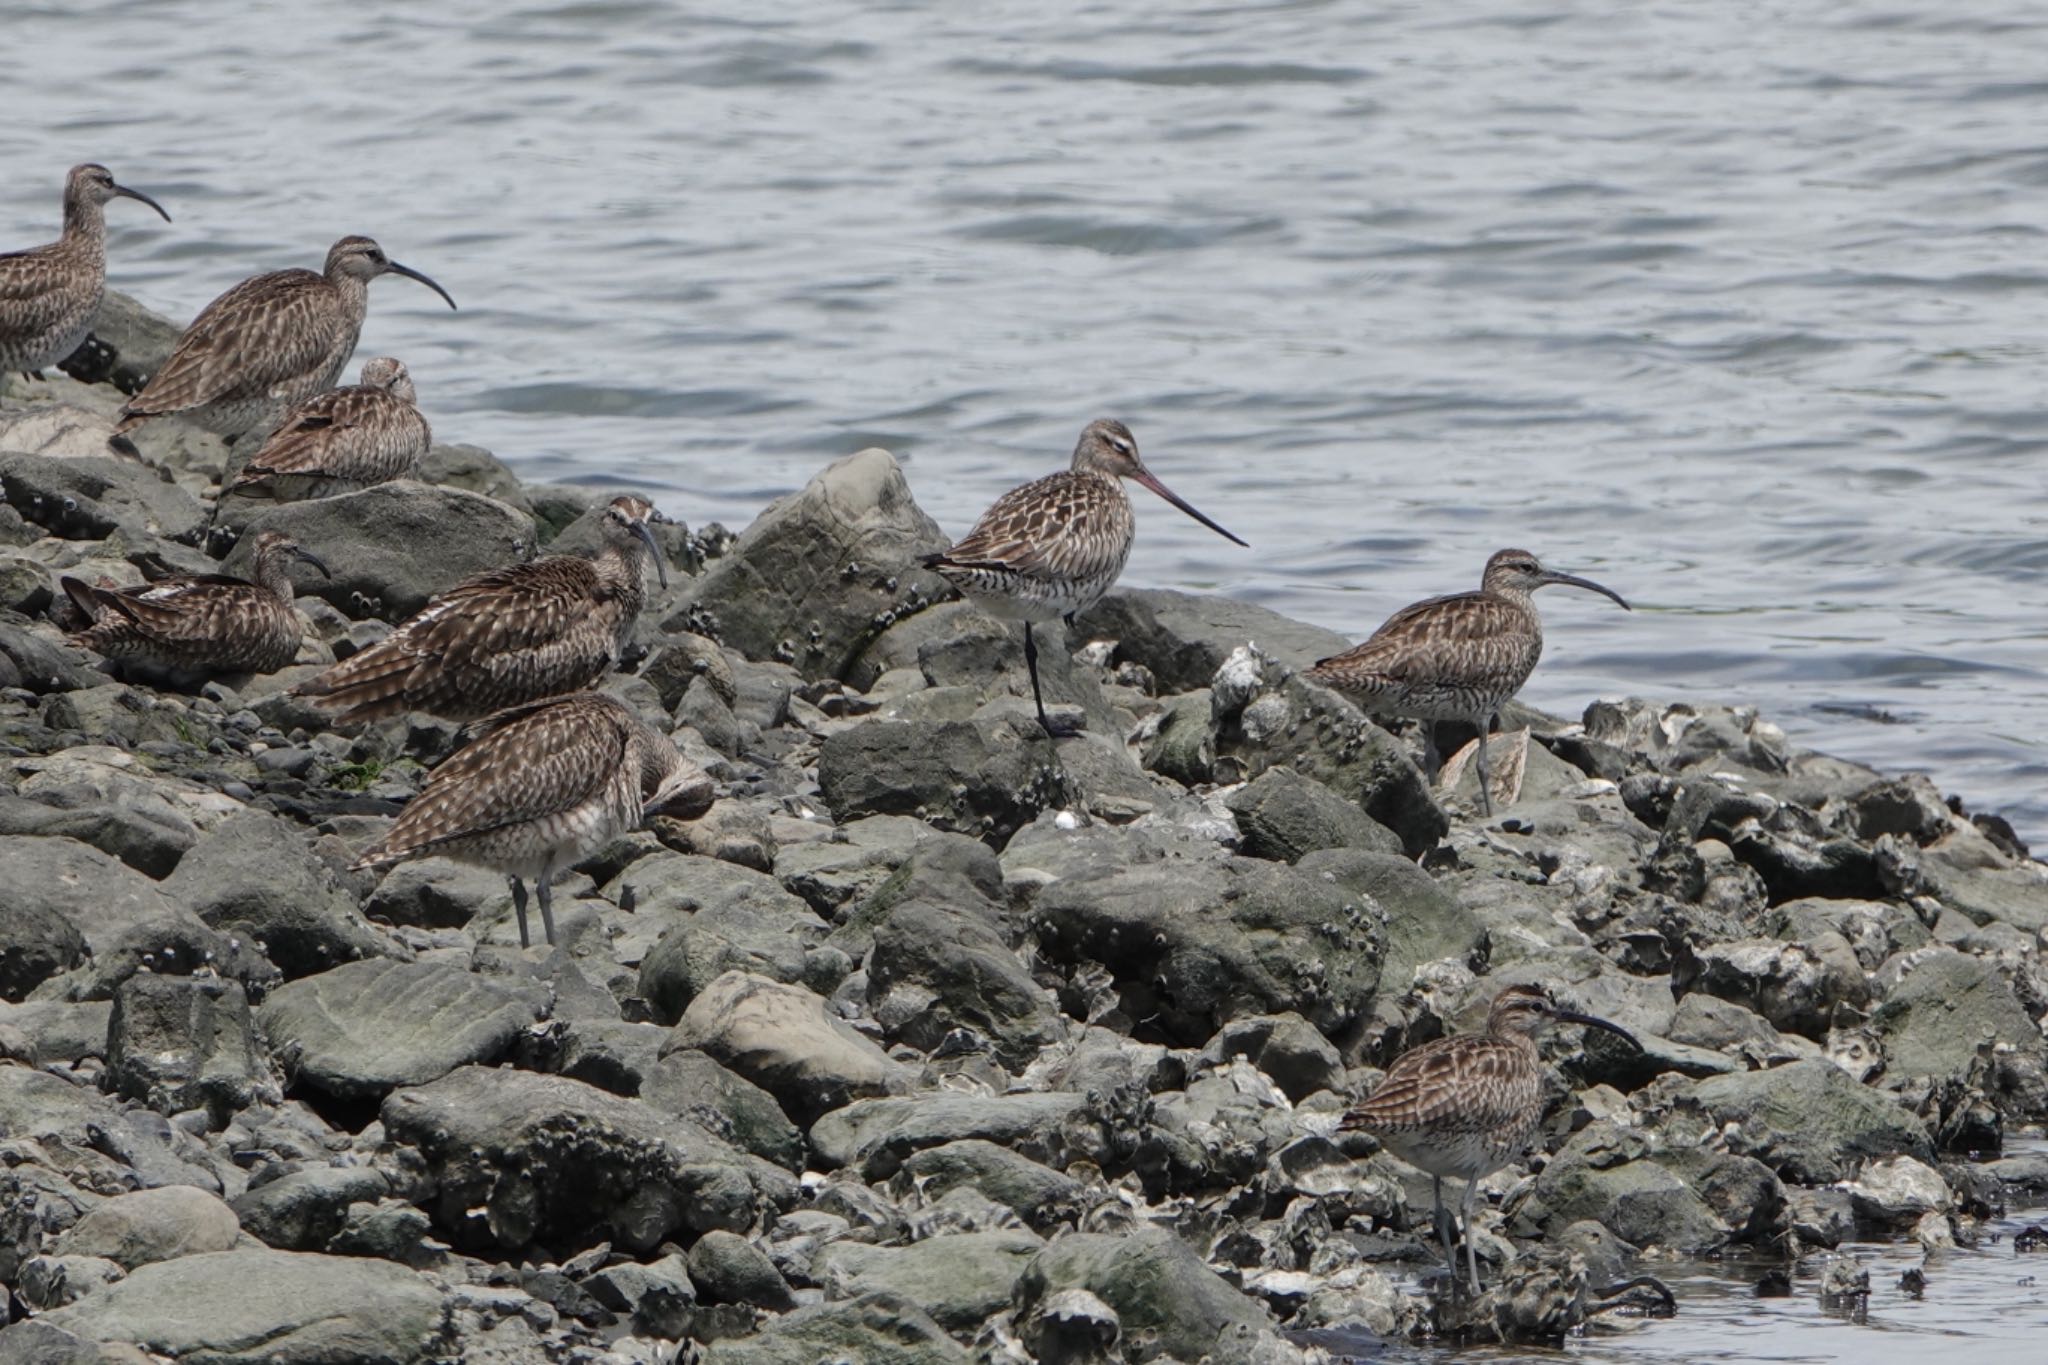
xmin=665 ymin=971 xmax=908 ymax=1127
xmin=1676 ymin=936 xmax=1865 ymax=1040
xmin=39 ymin=1249 xmax=443 ymax=1364
xmin=866 ymin=897 xmax=1065 ymax=1066
xmin=1012 ymin=1227 xmax=1275 ymax=1363
xmin=105 ymin=973 xmax=277 ymax=1117
xmin=816 ymin=712 xmax=1068 ymax=845
xmin=1522 ymin=1132 xmax=1729 ymax=1253
xmin=53 ymin=1186 xmax=240 ymax=1270
xmin=225 ymin=481 xmax=533 ymax=622
xmin=1029 ymin=856 xmax=1383 ymax=1047
xmin=809 ymin=1092 xmax=1090 ymax=1180
xmin=0 ymin=834 xmax=186 ymax=959
xmin=0 ymin=892 xmax=86 ymax=1001
xmin=1297 ymin=847 xmax=1484 ymax=996
xmin=673 ymin=448 xmax=950 ymax=679
xmin=160 ymin=810 xmax=391 ymax=979
xmin=0 ymin=620 xmax=98 ymax=694
xmin=381 ymin=1065 xmax=795 ymax=1253
xmin=631 ymin=856 xmax=827 ymax=1022
xmin=1217 ymin=672 xmax=1446 ymax=856
xmin=0 ymin=452 xmax=204 ymax=544
xmin=686 ymin=1228 xmax=797 ymax=1311
xmin=1071 ymin=588 xmax=1352 ymax=694
xmin=897 ymin=1140 xmax=1087 ymax=1232
xmin=1225 ymin=766 xmax=1403 ymax=862
xmin=1690 ymin=1061 xmax=1934 ymax=1184
xmin=700 ymin=1291 xmax=968 ymax=1365
xmin=259 ymin=958 xmax=547 ymax=1101
xmin=816 ymin=1229 xmax=1043 ymax=1334
xmin=230 ymin=1166 xmax=392 ymax=1252
xmin=0 ymin=779 xmax=199 ymax=879
xmin=640 ymin=1050 xmax=805 ymax=1173
xmin=1872 ymin=949 xmax=2048 ymax=1099
xmin=1198 ymin=1013 xmax=1344 ymax=1102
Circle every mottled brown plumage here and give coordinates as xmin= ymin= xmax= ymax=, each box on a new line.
xmin=291 ymin=495 xmax=669 ymax=723
xmin=1340 ymin=984 xmax=1637 ymax=1292
xmin=59 ymin=529 xmax=328 ymax=676
xmin=220 ymin=356 xmax=430 ymax=505
xmin=1308 ymin=549 xmax=1629 ymax=815
xmin=353 ymin=691 xmax=713 ymax=946
xmin=923 ymin=418 xmax=1246 ymax=736
xmin=1 ymin=163 xmax=169 ymax=380
xmin=114 ymin=236 xmax=453 ymax=445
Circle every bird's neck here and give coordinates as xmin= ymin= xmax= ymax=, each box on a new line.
xmin=325 ymin=271 xmax=372 ymax=322
xmin=597 ymin=541 xmax=650 ymax=610
xmin=253 ymin=556 xmax=296 ymax=604
xmin=59 ymin=194 xmax=107 ymax=254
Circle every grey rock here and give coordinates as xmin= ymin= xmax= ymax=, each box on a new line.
xmin=226 ymin=481 xmax=533 ymax=622
xmin=0 ymin=833 xmax=184 ymax=957
xmin=1690 ymin=1060 xmax=1935 ymax=1184
xmin=53 ymin=1186 xmax=240 ymax=1270
xmin=674 ymin=448 xmax=949 ymax=680
xmin=381 ymin=1064 xmax=796 ymax=1253
xmin=666 ymin=971 xmax=909 ymax=1127
xmin=161 ymin=810 xmax=391 ymax=979
xmin=897 ymin=1140 xmax=1087 ymax=1232
xmin=641 ymin=1050 xmax=805 ymax=1173
xmin=816 ymin=1229 xmax=1042 ymax=1334
xmin=817 ymin=711 xmax=1068 ymax=845
xmin=259 ymin=958 xmax=547 ymax=1100
xmin=828 ymin=827 xmax=1007 ymax=960
xmin=1030 ymin=855 xmax=1383 ymax=1047
xmin=1013 ymin=1226 xmax=1275 ymax=1364
xmin=632 ymin=855 xmax=826 ymax=1022
xmin=1297 ymin=848 xmax=1484 ymax=999
xmin=15 ymin=1255 xmax=127 ymax=1315
xmin=105 ymin=974 xmax=277 ymax=1117
xmin=1523 ymin=1129 xmax=1729 ymax=1253
xmin=1872 ymin=948 xmax=2048 ymax=1103
xmin=0 ymin=620 xmax=97 ymax=694
xmin=687 ymin=1228 xmax=797 ymax=1311
xmin=0 ymin=782 xmax=198 ymax=879
xmin=699 ymin=1290 xmax=968 ymax=1365
xmin=1199 ymin=1013 xmax=1344 ymax=1102
xmin=643 ymin=631 xmax=737 ymax=711
xmin=361 ymin=856 xmax=506 ymax=932
xmin=322 ymin=1200 xmax=431 ymax=1263
xmin=584 ymin=1255 xmax=695 ymax=1339
xmin=1071 ymin=588 xmax=1353 ymax=694
xmin=0 ymin=1000 xmax=110 ymax=1063
xmin=230 ymin=1166 xmax=391 ymax=1251
xmin=417 ymin=443 xmax=533 ymax=513
xmin=40 ymin=1249 xmax=444 ymax=1364
xmin=0 ymin=452 xmax=204 ymax=544
xmin=867 ymin=897 xmax=1064 ymax=1067
xmin=0 ymin=888 xmax=87 ymax=1001
xmin=0 ymin=1067 xmax=223 ymax=1193
xmin=1676 ymin=936 xmax=1866 ymax=1040
xmin=40 ymin=686 xmax=187 ymax=751
xmin=809 ymin=1092 xmax=1089 ymax=1180
xmin=75 ymin=288 xmax=181 ymax=391
xmin=0 ymin=1320 xmax=140 ymax=1365
xmin=908 ymin=604 xmax=1120 ymax=734
xmin=1226 ymin=766 xmax=1402 ymax=862
xmin=773 ymin=815 xmax=934 ymax=920
xmin=1024 ymin=1288 xmax=1122 ymax=1365
xmin=1139 ymin=689 xmax=1216 ymax=788
xmin=1218 ymin=673 xmax=1447 ymax=856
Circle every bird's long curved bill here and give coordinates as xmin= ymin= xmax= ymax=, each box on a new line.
xmin=113 ymin=184 xmax=172 ymax=223
xmin=633 ymin=521 xmax=669 ymax=590
xmin=1558 ymin=1008 xmax=1639 ymax=1048
xmin=295 ymin=547 xmax=334 ymax=579
xmin=1130 ymin=467 xmax=1248 ymax=548
xmin=389 ymin=260 xmax=458 ymax=311
xmin=1540 ymin=571 xmax=1631 ymax=611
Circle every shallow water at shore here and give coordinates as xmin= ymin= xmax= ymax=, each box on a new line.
xmin=7 ymin=1 xmax=2048 ymax=847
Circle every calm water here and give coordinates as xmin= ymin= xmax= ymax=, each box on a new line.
xmin=7 ymin=1 xmax=2048 ymax=851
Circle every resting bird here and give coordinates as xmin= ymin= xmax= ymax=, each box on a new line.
xmin=352 ymin=691 xmax=713 ymax=947
xmin=218 ymin=356 xmax=430 ymax=508
xmin=1 ymin=162 xmax=170 ymax=383
xmin=292 ymin=495 xmax=669 ymax=723
xmin=113 ymin=235 xmax=453 ymax=447
xmin=59 ymin=529 xmax=328 ymax=678
xmin=1340 ymin=984 xmax=1637 ymax=1293
xmin=922 ymin=418 xmax=1246 ymax=736
xmin=1307 ymin=549 xmax=1629 ymax=815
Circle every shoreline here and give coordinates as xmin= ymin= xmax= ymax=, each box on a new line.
xmin=1 ymin=294 xmax=2045 ymax=1360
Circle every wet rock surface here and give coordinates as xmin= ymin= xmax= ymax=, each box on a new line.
xmin=3 ymin=315 xmax=2046 ymax=1360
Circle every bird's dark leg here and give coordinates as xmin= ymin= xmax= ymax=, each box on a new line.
xmin=1474 ymin=713 xmax=1496 ymax=818
xmin=509 ymin=877 xmax=531 ymax=949
xmin=1421 ymin=723 xmax=1441 ymax=780
xmin=537 ymin=855 xmax=558 ymax=946
xmin=1461 ymin=1177 xmax=1483 ymax=1294
xmin=20 ymin=371 xmax=41 ymax=383
xmin=1432 ymin=1174 xmax=1457 ymax=1294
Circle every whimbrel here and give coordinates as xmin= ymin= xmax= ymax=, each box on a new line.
xmin=922 ymin=419 xmax=1246 ymax=736
xmin=114 ymin=235 xmax=453 ymax=447
xmin=218 ymin=356 xmax=430 ymax=509
xmin=1339 ymin=983 xmax=1638 ymax=1293
xmin=0 ymin=163 xmax=170 ymax=382
xmin=291 ymin=495 xmax=670 ymax=724
xmin=353 ymin=691 xmax=714 ymax=947
xmin=1307 ymin=549 xmax=1629 ymax=815
xmin=59 ymin=529 xmax=328 ymax=677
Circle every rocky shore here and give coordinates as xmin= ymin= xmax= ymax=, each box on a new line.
xmin=1 ymin=297 xmax=2045 ymax=1364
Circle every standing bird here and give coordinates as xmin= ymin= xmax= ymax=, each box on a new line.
xmin=291 ymin=495 xmax=670 ymax=723
xmin=59 ymin=529 xmax=328 ymax=678
xmin=1 ymin=163 xmax=170 ymax=382
xmin=1307 ymin=549 xmax=1629 ymax=815
xmin=218 ymin=356 xmax=430 ymax=509
xmin=922 ymin=418 xmax=1246 ymax=736
xmin=1339 ymin=983 xmax=1638 ymax=1294
xmin=113 ymin=235 xmax=454 ymax=447
xmin=352 ymin=691 xmax=714 ymax=947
